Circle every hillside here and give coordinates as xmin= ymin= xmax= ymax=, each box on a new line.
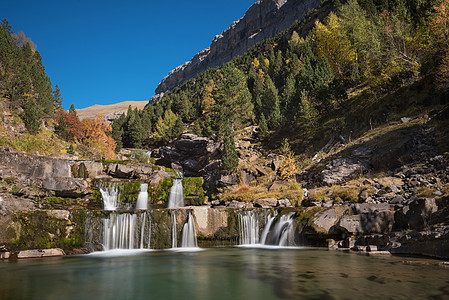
xmin=76 ymin=100 xmax=149 ymax=121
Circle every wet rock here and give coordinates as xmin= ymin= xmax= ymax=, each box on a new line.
xmin=16 ymin=248 xmax=65 ymax=259
xmin=148 ymin=171 xmax=174 ymax=185
xmin=337 ymin=211 xmax=395 ymax=234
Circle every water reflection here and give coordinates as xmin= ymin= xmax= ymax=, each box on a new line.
xmin=0 ymin=249 xmax=448 ymax=300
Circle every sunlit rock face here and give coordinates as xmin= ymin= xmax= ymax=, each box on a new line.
xmin=154 ymin=0 xmax=321 ymax=95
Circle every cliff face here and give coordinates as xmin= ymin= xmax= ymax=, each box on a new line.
xmin=154 ymin=0 xmax=321 ymax=95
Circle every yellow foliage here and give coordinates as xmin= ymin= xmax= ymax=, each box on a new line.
xmin=313 ymin=13 xmax=356 ymax=77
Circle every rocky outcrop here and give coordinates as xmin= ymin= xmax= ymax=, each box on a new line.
xmin=154 ymin=0 xmax=321 ymax=95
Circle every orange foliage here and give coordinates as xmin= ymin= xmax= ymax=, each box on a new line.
xmin=80 ymin=114 xmax=116 ymax=160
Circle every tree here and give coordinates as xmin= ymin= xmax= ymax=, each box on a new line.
xmin=69 ymin=103 xmax=77 ymax=116
xmin=212 ymin=63 xmax=253 ymax=135
xmin=258 ymin=113 xmax=268 ymax=140
xmin=54 ymin=112 xmax=68 ymax=140
xmin=278 ymin=138 xmax=299 ymax=180
xmin=80 ymin=114 xmax=116 ymax=160
xmin=221 ymin=121 xmax=239 ymax=173
xmin=53 ymin=84 xmax=63 ymax=108
xmin=22 ymin=98 xmax=41 ymax=133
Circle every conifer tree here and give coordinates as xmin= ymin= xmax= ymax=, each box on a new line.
xmin=69 ymin=103 xmax=77 ymax=116
xmin=53 ymin=84 xmax=63 ymax=108
xmin=22 ymin=98 xmax=41 ymax=133
xmin=222 ymin=121 xmax=239 ymax=173
xmin=258 ymin=113 xmax=268 ymax=140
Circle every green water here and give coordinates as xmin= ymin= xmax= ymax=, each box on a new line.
xmin=1 ymin=248 xmax=448 ymax=300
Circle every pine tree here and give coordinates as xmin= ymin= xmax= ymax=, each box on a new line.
xmin=54 ymin=113 xmax=67 ymax=140
xmin=22 ymin=98 xmax=41 ymax=133
xmin=69 ymin=103 xmax=77 ymax=116
xmin=258 ymin=113 xmax=268 ymax=140
xmin=222 ymin=122 xmax=239 ymax=173
xmin=53 ymin=84 xmax=63 ymax=108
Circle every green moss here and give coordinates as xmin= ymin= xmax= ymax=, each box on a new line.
xmin=89 ymin=181 xmax=141 ymax=209
xmin=183 ymin=177 xmax=206 ymax=206
xmin=149 ymin=178 xmax=173 ymax=207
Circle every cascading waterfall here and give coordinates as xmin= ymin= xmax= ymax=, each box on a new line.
xmin=259 ymin=213 xmax=277 ymax=245
xmin=262 ymin=213 xmax=296 ymax=246
xmin=239 ymin=210 xmax=260 ymax=245
xmin=102 ymin=212 xmax=151 ymax=250
xmin=135 ymin=183 xmax=148 ymax=210
xmin=168 ymin=178 xmax=184 ymax=208
xmin=181 ymin=211 xmax=198 ymax=248
xmin=171 ymin=211 xmax=178 ymax=248
xmin=100 ymin=183 xmax=121 ymax=211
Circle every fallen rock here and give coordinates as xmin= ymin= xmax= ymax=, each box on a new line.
xmin=277 ymin=199 xmax=293 ymax=207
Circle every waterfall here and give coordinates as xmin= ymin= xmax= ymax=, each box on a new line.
xmin=135 ymin=183 xmax=148 ymax=210
xmin=168 ymin=179 xmax=184 ymax=208
xmin=102 ymin=212 xmax=151 ymax=250
xmin=181 ymin=212 xmax=197 ymax=248
xmin=259 ymin=213 xmax=277 ymax=245
xmin=171 ymin=211 xmax=177 ymax=248
xmin=261 ymin=213 xmax=296 ymax=246
xmin=100 ymin=183 xmax=121 ymax=211
xmin=239 ymin=211 xmax=259 ymax=245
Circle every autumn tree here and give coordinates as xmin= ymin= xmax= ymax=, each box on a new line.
xmin=80 ymin=114 xmax=116 ymax=160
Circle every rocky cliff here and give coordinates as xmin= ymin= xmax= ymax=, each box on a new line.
xmin=154 ymin=0 xmax=321 ymax=96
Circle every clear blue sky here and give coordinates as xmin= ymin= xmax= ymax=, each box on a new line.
xmin=2 ymin=0 xmax=256 ymax=109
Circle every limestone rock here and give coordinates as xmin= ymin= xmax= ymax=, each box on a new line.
xmin=155 ymin=0 xmax=321 ymax=94
xmin=254 ymin=198 xmax=278 ymax=208
xmin=277 ymin=199 xmax=293 ymax=207
xmin=321 ymin=158 xmax=369 ymax=185
xmin=312 ymin=208 xmax=338 ymax=233
xmin=42 ymin=177 xmax=90 ymax=198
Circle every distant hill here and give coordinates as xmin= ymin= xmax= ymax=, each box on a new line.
xmin=76 ymin=100 xmax=149 ymax=121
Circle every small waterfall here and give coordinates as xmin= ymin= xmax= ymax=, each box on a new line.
xmin=181 ymin=212 xmax=197 ymax=248
xmin=259 ymin=213 xmax=277 ymax=245
xmin=239 ymin=211 xmax=259 ymax=245
xmin=171 ymin=211 xmax=178 ymax=248
xmin=100 ymin=183 xmax=121 ymax=211
xmin=262 ymin=213 xmax=296 ymax=246
xmin=135 ymin=183 xmax=148 ymax=210
xmin=146 ymin=151 xmax=152 ymax=162
xmin=168 ymin=178 xmax=184 ymax=208
xmin=102 ymin=212 xmax=151 ymax=250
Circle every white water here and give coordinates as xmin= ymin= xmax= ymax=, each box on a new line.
xmin=181 ymin=212 xmax=198 ymax=248
xmin=100 ymin=184 xmax=121 ymax=211
xmin=167 ymin=179 xmax=184 ymax=208
xmin=239 ymin=211 xmax=259 ymax=245
xmin=102 ymin=212 xmax=151 ymax=250
xmin=171 ymin=211 xmax=178 ymax=248
xmin=259 ymin=213 xmax=277 ymax=245
xmin=135 ymin=183 xmax=148 ymax=210
xmin=237 ymin=211 xmax=296 ymax=247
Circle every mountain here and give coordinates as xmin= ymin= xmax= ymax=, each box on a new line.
xmin=153 ymin=0 xmax=321 ymax=97
xmin=76 ymin=100 xmax=149 ymax=122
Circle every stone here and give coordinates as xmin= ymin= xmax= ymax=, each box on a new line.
xmin=321 ymin=158 xmax=369 ymax=185
xmin=337 ymin=211 xmax=395 ymax=234
xmin=367 ymin=245 xmax=378 ymax=252
xmin=352 ymin=147 xmax=373 ymax=157
xmin=17 ymin=248 xmax=65 ymax=259
xmin=254 ymin=165 xmax=268 ymax=176
xmin=277 ymin=199 xmax=292 ymax=207
xmin=386 ymin=185 xmax=401 ymax=194
xmin=358 ymin=189 xmax=370 ymax=202
xmin=390 ymin=195 xmax=405 ymax=204
xmin=271 ymin=158 xmax=282 ymax=171
xmin=227 ymin=200 xmax=247 ymax=209
xmin=74 ymin=161 xmax=104 ymax=178
xmin=154 ymin=0 xmax=322 ymax=94
xmin=218 ymin=174 xmax=239 ymax=186
xmin=254 ymin=198 xmax=278 ymax=208
xmin=42 ymin=177 xmax=90 ymax=198
xmin=312 ymin=208 xmax=338 ymax=233
xmin=351 ymin=203 xmax=391 ymax=214
xmin=149 ymin=171 xmax=174 ymax=185
xmin=192 ymin=207 xmax=228 ymax=237
xmin=405 ymin=198 xmax=439 ymax=229
xmin=401 ymin=117 xmax=411 ymax=123
xmin=268 ymin=181 xmax=288 ymax=191
xmin=45 ymin=210 xmax=70 ymax=221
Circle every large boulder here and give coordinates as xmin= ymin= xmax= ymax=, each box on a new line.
xmin=254 ymin=198 xmax=278 ymax=208
xmin=42 ymin=177 xmax=90 ymax=198
xmin=321 ymin=158 xmax=369 ymax=185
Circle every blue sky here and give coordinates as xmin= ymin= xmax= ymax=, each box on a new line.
xmin=2 ymin=0 xmax=256 ymax=109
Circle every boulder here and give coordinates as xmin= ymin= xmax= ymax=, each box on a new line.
xmin=42 ymin=177 xmax=90 ymax=198
xmin=174 ymin=134 xmax=216 ymax=156
xmin=254 ymin=198 xmax=278 ymax=208
xmin=321 ymin=158 xmax=369 ymax=185
xmin=149 ymin=171 xmax=174 ymax=185
xmin=406 ymin=198 xmax=438 ymax=229
xmin=277 ymin=199 xmax=293 ymax=207
xmin=218 ymin=174 xmax=239 ymax=187
xmin=337 ymin=211 xmax=395 ymax=234
xmin=312 ymin=208 xmax=338 ymax=233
